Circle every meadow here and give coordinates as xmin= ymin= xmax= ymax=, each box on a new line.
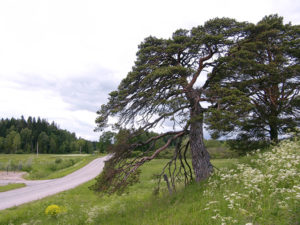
xmin=0 ymin=137 xmax=299 ymax=224
xmin=0 ymin=154 xmax=98 ymax=180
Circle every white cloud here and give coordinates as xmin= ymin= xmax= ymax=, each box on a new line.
xmin=0 ymin=0 xmax=299 ymax=140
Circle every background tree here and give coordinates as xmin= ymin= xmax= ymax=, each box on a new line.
xmin=77 ymin=138 xmax=86 ymax=154
xmin=5 ymin=130 xmax=20 ymax=153
xmin=98 ymin=131 xmax=115 ymax=153
xmin=12 ymin=132 xmax=21 ymax=152
xmin=0 ymin=137 xmax=4 ymax=153
xmin=83 ymin=141 xmax=94 ymax=154
xmin=38 ymin=132 xmax=49 ymax=153
xmin=20 ymin=128 xmax=32 ymax=152
xmin=49 ymin=135 xmax=57 ymax=153
xmin=0 ymin=116 xmax=96 ymax=154
xmin=93 ymin=17 xmax=249 ymax=194
xmin=206 ymin=15 xmax=300 ymax=151
xmin=112 ymin=129 xmax=164 ymax=153
xmin=71 ymin=141 xmax=79 ymax=153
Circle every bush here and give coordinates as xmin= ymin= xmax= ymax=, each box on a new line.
xmin=204 ymin=139 xmax=226 ymax=148
xmin=18 ymin=161 xmax=23 ymax=171
xmin=30 ymin=170 xmax=49 ymax=179
xmin=48 ymin=158 xmax=77 ymax=171
xmin=226 ymin=138 xmax=270 ymax=155
xmin=208 ymin=147 xmax=238 ymax=159
xmin=23 ymin=158 xmax=33 ymax=172
xmin=6 ymin=160 xmax=11 ymax=172
xmin=68 ymin=158 xmax=75 ymax=165
xmin=48 ymin=163 xmax=58 ymax=171
xmin=10 ymin=161 xmax=18 ymax=171
xmin=55 ymin=158 xmax=62 ymax=164
xmin=16 ymin=150 xmax=24 ymax=154
xmin=45 ymin=204 xmax=62 ymax=217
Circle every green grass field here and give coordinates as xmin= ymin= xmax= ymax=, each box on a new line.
xmin=0 ymin=139 xmax=299 ymax=224
xmin=0 ymin=183 xmax=26 ymax=192
xmin=0 ymin=154 xmax=100 ymax=180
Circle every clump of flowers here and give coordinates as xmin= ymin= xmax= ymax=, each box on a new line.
xmin=45 ymin=204 xmax=62 ymax=217
xmin=203 ymin=137 xmax=300 ymax=224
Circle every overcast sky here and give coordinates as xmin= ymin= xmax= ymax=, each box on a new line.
xmin=0 ymin=0 xmax=299 ymax=141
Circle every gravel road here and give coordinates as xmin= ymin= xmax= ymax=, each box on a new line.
xmin=0 ymin=155 xmax=110 ymax=210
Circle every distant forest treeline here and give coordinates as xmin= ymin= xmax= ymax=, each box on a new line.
xmin=0 ymin=116 xmax=97 ymax=154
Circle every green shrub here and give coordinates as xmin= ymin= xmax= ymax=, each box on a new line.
xmin=30 ymin=170 xmax=49 ymax=179
xmin=68 ymin=158 xmax=75 ymax=165
xmin=48 ymin=158 xmax=77 ymax=172
xmin=55 ymin=158 xmax=62 ymax=164
xmin=16 ymin=150 xmax=24 ymax=154
xmin=18 ymin=161 xmax=23 ymax=171
xmin=23 ymin=158 xmax=33 ymax=172
xmin=48 ymin=162 xmax=58 ymax=171
xmin=208 ymin=147 xmax=238 ymax=159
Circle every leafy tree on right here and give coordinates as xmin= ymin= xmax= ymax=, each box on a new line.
xmin=207 ymin=15 xmax=300 ymax=151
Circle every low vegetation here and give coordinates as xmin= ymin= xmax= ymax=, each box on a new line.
xmin=133 ymin=139 xmax=236 ymax=160
xmin=0 ymin=138 xmax=299 ymax=224
xmin=0 ymin=154 xmax=98 ymax=180
xmin=0 ymin=183 xmax=25 ymax=192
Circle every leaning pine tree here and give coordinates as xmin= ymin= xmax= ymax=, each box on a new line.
xmin=92 ymin=18 xmax=250 ymax=194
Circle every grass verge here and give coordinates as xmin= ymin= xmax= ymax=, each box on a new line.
xmin=0 ymin=139 xmax=299 ymax=224
xmin=39 ymin=155 xmax=101 ymax=180
xmin=0 ymin=154 xmax=102 ymax=180
xmin=0 ymin=183 xmax=26 ymax=192
xmin=0 ymin=159 xmax=238 ymax=225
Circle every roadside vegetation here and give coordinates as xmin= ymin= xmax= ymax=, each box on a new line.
xmin=0 ymin=154 xmax=99 ymax=180
xmin=0 ymin=183 xmax=25 ymax=192
xmin=155 ymin=139 xmax=237 ymax=160
xmin=0 ymin=138 xmax=299 ymax=225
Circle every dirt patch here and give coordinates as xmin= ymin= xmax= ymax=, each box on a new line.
xmin=0 ymin=171 xmax=27 ymax=181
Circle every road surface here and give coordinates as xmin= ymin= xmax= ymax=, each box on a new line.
xmin=0 ymin=155 xmax=110 ymax=210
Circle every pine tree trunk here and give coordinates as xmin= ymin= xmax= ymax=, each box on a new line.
xmin=269 ymin=124 xmax=278 ymax=143
xmin=189 ymin=106 xmax=213 ymax=182
xmin=269 ymin=115 xmax=279 ymax=143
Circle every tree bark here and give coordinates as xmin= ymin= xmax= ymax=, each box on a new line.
xmin=189 ymin=104 xmax=213 ymax=182
xmin=269 ymin=122 xmax=278 ymax=143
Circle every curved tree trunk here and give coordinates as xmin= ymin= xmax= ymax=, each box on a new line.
xmin=269 ymin=113 xmax=279 ymax=143
xmin=269 ymin=123 xmax=279 ymax=143
xmin=189 ymin=105 xmax=213 ymax=182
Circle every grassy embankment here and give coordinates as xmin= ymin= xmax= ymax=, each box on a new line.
xmin=0 ymin=138 xmax=299 ymax=224
xmin=0 ymin=183 xmax=26 ymax=192
xmin=157 ymin=139 xmax=237 ymax=159
xmin=0 ymin=154 xmax=101 ymax=180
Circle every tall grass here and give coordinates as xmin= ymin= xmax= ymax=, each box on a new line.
xmin=92 ymin=138 xmax=299 ymax=225
xmin=0 ymin=154 xmax=98 ymax=179
xmin=0 ymin=139 xmax=299 ymax=224
xmin=0 ymin=183 xmax=26 ymax=192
